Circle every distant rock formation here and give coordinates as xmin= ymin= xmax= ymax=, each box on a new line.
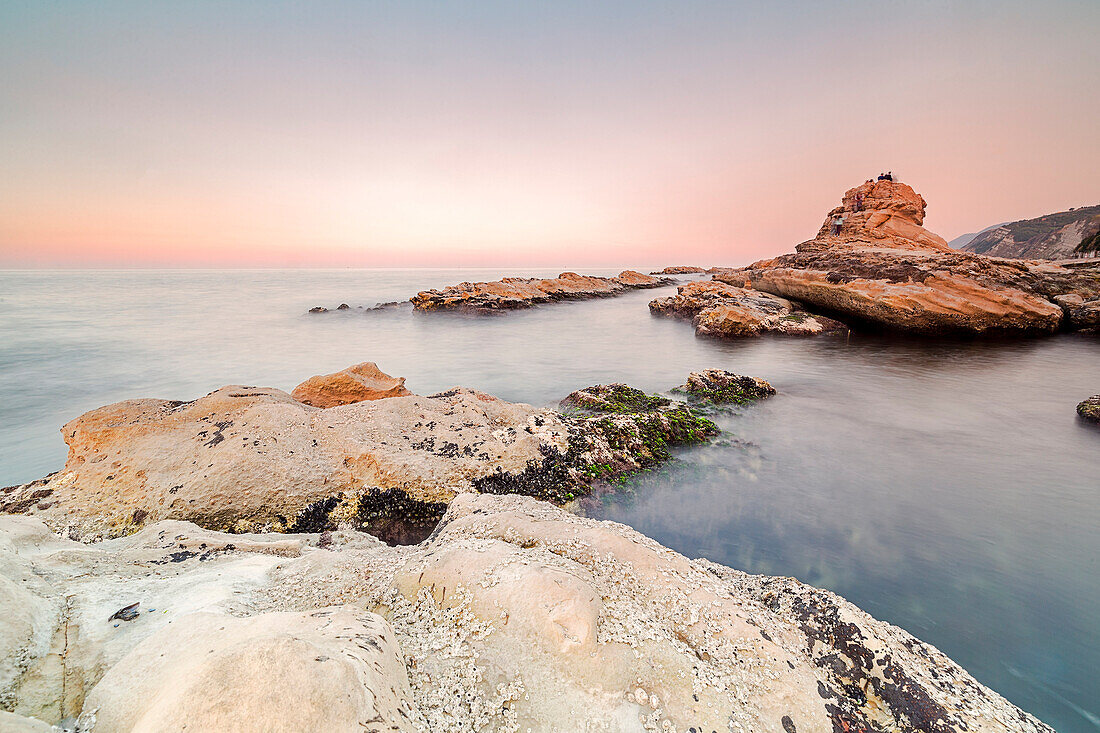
xmin=650 ymin=265 xmax=706 ymax=274
xmin=0 ymin=368 xmax=720 ymax=540
xmin=650 ymin=280 xmax=846 ymax=337
xmin=411 ymin=271 xmax=672 ymax=312
xmin=0 ymin=494 xmax=1054 ymax=732
xmin=291 ymin=361 xmax=412 ymax=407
xmin=962 ymin=204 xmax=1100 ymax=259
xmin=715 ymin=180 xmax=1100 ymax=334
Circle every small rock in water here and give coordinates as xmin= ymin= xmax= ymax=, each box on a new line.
xmin=678 ymin=369 xmax=776 ymax=404
xmin=109 ymin=602 xmax=140 ymax=622
xmin=308 ymin=306 xmax=328 ymax=313
xmin=1077 ymin=394 xmax=1100 ymax=423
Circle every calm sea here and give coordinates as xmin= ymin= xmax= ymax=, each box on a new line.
xmin=1 ymin=268 xmax=1097 ymax=731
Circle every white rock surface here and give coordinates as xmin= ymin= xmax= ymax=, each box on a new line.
xmin=0 ymin=496 xmax=1051 ymax=732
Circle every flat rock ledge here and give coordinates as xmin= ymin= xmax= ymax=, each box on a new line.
xmin=650 ymin=280 xmax=847 ymax=337
xmin=0 ymin=494 xmax=1052 ymax=732
xmin=411 ymin=270 xmax=673 ymax=313
xmin=0 ymin=374 xmax=719 ymax=542
xmin=708 ymin=180 xmax=1100 ymax=335
xmin=1078 ymin=394 xmax=1100 ymax=423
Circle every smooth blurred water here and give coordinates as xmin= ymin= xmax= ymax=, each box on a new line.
xmin=0 ymin=268 xmax=1097 ymax=731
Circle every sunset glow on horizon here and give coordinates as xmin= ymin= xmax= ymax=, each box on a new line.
xmin=2 ymin=0 xmax=1098 ymax=268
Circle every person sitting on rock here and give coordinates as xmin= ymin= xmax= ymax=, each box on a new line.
xmin=853 ymin=193 xmax=864 ymax=211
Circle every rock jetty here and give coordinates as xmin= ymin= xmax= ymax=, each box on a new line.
xmin=0 ymin=493 xmax=1052 ymax=732
xmin=711 ymin=180 xmax=1100 ymax=335
xmin=0 ymin=367 xmax=720 ymax=541
xmin=650 ymin=265 xmax=706 ymax=274
xmin=411 ymin=270 xmax=672 ymax=313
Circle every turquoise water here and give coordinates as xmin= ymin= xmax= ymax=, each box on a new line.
xmin=1 ymin=268 xmax=1097 ymax=731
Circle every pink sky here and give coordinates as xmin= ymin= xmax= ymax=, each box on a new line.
xmin=2 ymin=1 xmax=1098 ymax=268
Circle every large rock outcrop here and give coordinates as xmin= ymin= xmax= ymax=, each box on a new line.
xmin=650 ymin=280 xmax=846 ymax=337
xmin=0 ymin=373 xmax=720 ymax=541
xmin=411 ymin=271 xmax=672 ymax=312
xmin=717 ymin=180 xmax=1100 ymax=334
xmin=291 ymin=361 xmax=413 ymax=407
xmin=0 ymin=495 xmax=1054 ymax=732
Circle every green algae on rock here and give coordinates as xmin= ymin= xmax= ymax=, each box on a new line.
xmin=1077 ymin=394 xmax=1100 ymax=423
xmin=676 ymin=369 xmax=777 ymax=404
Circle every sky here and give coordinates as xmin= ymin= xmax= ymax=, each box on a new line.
xmin=1 ymin=0 xmax=1098 ymax=269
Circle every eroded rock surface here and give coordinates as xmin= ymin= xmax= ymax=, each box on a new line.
xmin=0 ymin=495 xmax=1052 ymax=732
xmin=650 ymin=280 xmax=846 ymax=337
xmin=411 ymin=271 xmax=672 ymax=313
xmin=291 ymin=361 xmax=413 ymax=407
xmin=717 ymin=180 xmax=1100 ymax=334
xmin=1 ymin=376 xmax=720 ymax=540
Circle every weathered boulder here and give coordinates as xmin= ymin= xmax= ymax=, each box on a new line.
xmin=721 ymin=181 xmax=1100 ymax=334
xmin=1078 ymin=395 xmax=1100 ymax=423
xmin=1 ymin=376 xmax=722 ymax=540
xmin=677 ymin=369 xmax=776 ymax=403
xmin=411 ymin=270 xmax=672 ymax=312
xmin=291 ymin=361 xmax=413 ymax=407
xmin=0 ymin=496 xmax=1053 ymax=732
xmin=650 ymin=280 xmax=846 ymax=337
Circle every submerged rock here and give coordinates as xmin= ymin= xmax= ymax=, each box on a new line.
xmin=0 ymin=495 xmax=1053 ymax=732
xmin=719 ymin=180 xmax=1100 ymax=335
xmin=291 ymin=361 xmax=413 ymax=407
xmin=650 ymin=280 xmax=846 ymax=337
xmin=1078 ymin=394 xmax=1100 ymax=423
xmin=677 ymin=369 xmax=776 ymax=403
xmin=410 ymin=270 xmax=672 ymax=313
xmin=1 ymin=370 xmax=723 ymax=539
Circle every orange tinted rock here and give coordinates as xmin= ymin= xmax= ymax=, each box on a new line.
xmin=291 ymin=362 xmax=412 ymax=407
xmin=650 ymin=265 xmax=706 ymax=274
xmin=719 ymin=181 xmax=1100 ymax=334
xmin=650 ymin=280 xmax=845 ymax=337
xmin=412 ymin=271 xmax=671 ymax=312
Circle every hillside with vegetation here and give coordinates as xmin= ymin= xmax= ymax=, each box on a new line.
xmin=962 ymin=204 xmax=1100 ymax=259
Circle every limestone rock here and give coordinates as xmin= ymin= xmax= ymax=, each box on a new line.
xmin=677 ymin=369 xmax=776 ymax=403
xmin=720 ymin=181 xmax=1100 ymax=334
xmin=650 ymin=280 xmax=846 ymax=337
xmin=411 ymin=270 xmax=672 ymax=312
xmin=0 ymin=497 xmax=1053 ymax=732
xmin=2 ymin=376 xmax=722 ymax=539
xmin=81 ymin=607 xmax=418 ymax=732
xmin=1078 ymin=395 xmax=1100 ymax=423
xmin=291 ymin=361 xmax=413 ymax=407
xmin=0 ymin=385 xmax=576 ymax=538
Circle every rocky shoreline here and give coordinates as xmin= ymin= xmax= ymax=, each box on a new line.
xmin=410 ymin=270 xmax=673 ymax=313
xmin=0 ymin=361 xmax=1059 ymax=731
